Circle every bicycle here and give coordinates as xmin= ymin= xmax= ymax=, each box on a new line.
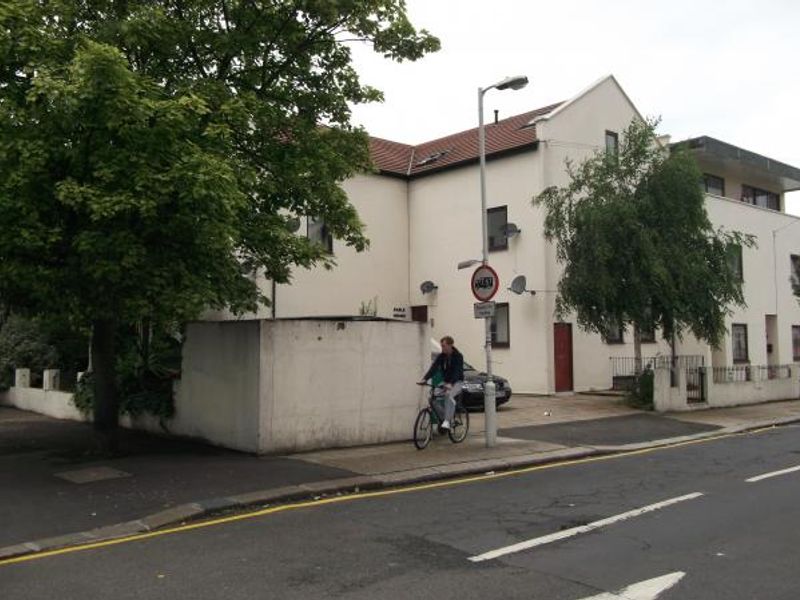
xmin=413 ymin=383 xmax=470 ymax=449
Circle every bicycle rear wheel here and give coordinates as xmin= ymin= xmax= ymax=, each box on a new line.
xmin=413 ymin=408 xmax=433 ymax=450
xmin=448 ymin=404 xmax=469 ymax=443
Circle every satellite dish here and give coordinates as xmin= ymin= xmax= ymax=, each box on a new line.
xmin=502 ymin=222 xmax=522 ymax=238
xmin=420 ymin=280 xmax=438 ymax=294
xmin=509 ymin=275 xmax=536 ymax=296
xmin=509 ymin=275 xmax=527 ymax=295
xmin=285 ymin=217 xmax=301 ymax=233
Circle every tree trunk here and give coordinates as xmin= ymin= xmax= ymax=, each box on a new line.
xmin=633 ymin=321 xmax=643 ymax=376
xmin=92 ymin=318 xmax=119 ymax=454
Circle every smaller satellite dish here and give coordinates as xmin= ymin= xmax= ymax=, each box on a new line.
xmin=509 ymin=275 xmax=527 ymax=295
xmin=420 ymin=280 xmax=438 ymax=294
xmin=502 ymin=222 xmax=522 ymax=238
xmin=285 ymin=217 xmax=301 ymax=233
xmin=509 ymin=275 xmax=535 ymax=296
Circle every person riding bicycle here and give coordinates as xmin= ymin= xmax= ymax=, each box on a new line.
xmin=419 ymin=335 xmax=464 ymax=431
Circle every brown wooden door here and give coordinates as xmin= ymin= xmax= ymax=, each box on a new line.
xmin=554 ymin=323 xmax=573 ymax=392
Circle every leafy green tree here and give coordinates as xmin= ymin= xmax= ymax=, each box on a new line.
xmin=0 ymin=1 xmax=438 ymax=448
xmin=534 ymin=118 xmax=754 ymax=373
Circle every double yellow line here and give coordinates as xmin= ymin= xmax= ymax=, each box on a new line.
xmin=0 ymin=429 xmax=758 ymax=567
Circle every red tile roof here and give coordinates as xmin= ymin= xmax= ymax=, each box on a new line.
xmin=369 ymin=102 xmax=563 ymax=177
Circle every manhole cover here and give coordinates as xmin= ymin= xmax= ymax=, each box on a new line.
xmin=55 ymin=466 xmax=132 ymax=484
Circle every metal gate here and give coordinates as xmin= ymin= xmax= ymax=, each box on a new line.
xmin=686 ymin=366 xmax=706 ymax=403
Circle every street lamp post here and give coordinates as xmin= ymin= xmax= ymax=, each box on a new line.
xmin=478 ymin=75 xmax=528 ymax=448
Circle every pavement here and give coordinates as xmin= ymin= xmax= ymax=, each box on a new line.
xmin=2 ymin=393 xmax=800 ymax=563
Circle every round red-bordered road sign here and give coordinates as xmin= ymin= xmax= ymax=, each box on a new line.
xmin=471 ymin=264 xmax=500 ymax=302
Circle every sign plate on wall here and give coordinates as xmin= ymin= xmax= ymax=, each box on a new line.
xmin=471 ymin=264 xmax=500 ymax=302
xmin=473 ymin=301 xmax=496 ymax=319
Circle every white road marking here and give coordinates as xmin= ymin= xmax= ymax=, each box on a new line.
xmin=468 ymin=493 xmax=703 ymax=562
xmin=576 ymin=571 xmax=686 ymax=600
xmin=745 ymin=465 xmax=800 ymax=483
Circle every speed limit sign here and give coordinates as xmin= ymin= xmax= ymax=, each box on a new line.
xmin=471 ymin=264 xmax=499 ymax=302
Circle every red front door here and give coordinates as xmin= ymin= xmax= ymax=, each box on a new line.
xmin=554 ymin=323 xmax=573 ymax=392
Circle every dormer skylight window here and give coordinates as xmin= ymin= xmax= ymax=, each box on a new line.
xmin=416 ymin=150 xmax=449 ymax=167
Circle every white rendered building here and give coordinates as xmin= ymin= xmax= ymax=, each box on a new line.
xmin=213 ymin=75 xmax=800 ymax=395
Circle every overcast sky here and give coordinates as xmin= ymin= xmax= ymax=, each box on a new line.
xmin=349 ymin=0 xmax=800 ymax=215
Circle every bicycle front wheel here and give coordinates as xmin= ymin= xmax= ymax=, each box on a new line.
xmin=448 ymin=405 xmax=470 ymax=443
xmin=413 ymin=408 xmax=433 ymax=450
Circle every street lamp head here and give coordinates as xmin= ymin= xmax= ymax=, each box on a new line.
xmin=495 ymin=75 xmax=529 ymax=91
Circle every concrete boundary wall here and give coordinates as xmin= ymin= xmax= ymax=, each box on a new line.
xmin=1 ymin=319 xmax=428 ymax=454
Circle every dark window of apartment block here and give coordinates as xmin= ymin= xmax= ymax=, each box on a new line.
xmin=703 ymin=174 xmax=725 ymax=196
xmin=727 ymin=244 xmax=743 ymax=282
xmin=605 ymin=130 xmax=619 ymax=156
xmin=732 ymin=323 xmax=749 ymax=363
xmin=307 ymin=216 xmax=333 ymax=253
xmin=488 ymin=206 xmax=508 ymax=252
xmin=742 ymin=185 xmax=780 ymax=211
xmin=603 ymin=320 xmax=624 ymax=344
xmin=791 ymin=255 xmax=800 ymax=286
xmin=491 ymin=303 xmax=510 ymax=348
xmin=793 ymin=326 xmax=800 ymax=362
xmin=640 ymin=323 xmax=656 ymax=343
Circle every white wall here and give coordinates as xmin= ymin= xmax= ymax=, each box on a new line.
xmin=407 ymin=151 xmax=550 ymax=392
xmin=161 ymin=320 xmax=263 ymax=452
xmin=259 ymin=319 xmax=427 ymax=453
xmin=535 ymin=76 xmax=646 ymax=392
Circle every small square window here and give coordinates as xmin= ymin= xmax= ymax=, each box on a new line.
xmin=703 ymin=174 xmax=725 ymax=196
xmin=491 ymin=303 xmax=510 ymax=348
xmin=307 ymin=216 xmax=333 ymax=253
xmin=732 ymin=323 xmax=749 ymax=364
xmin=488 ymin=207 xmax=508 ymax=252
xmin=605 ymin=131 xmax=619 ymax=156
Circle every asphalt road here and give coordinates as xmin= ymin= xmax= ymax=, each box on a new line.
xmin=3 ymin=424 xmax=800 ymax=599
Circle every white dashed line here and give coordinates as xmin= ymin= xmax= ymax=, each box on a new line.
xmin=468 ymin=493 xmax=704 ymax=562
xmin=745 ymin=465 xmax=800 ymax=483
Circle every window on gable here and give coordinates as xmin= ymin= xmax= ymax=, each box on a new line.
xmin=727 ymin=244 xmax=743 ymax=282
xmin=491 ymin=303 xmax=510 ymax=348
xmin=605 ymin=130 xmax=619 ymax=156
xmin=488 ymin=206 xmax=508 ymax=252
xmin=742 ymin=185 xmax=780 ymax=211
xmin=732 ymin=323 xmax=749 ymax=364
xmin=703 ymin=174 xmax=725 ymax=197
xmin=307 ymin=216 xmax=333 ymax=254
xmin=603 ymin=320 xmax=624 ymax=344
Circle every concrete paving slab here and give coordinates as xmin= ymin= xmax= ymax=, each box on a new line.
xmin=55 ymin=466 xmax=132 ymax=484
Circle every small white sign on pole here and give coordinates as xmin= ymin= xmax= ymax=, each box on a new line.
xmin=473 ymin=301 xmax=496 ymax=319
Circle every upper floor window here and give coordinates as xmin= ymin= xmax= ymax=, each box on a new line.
xmin=605 ymin=131 xmax=619 ymax=156
xmin=727 ymin=244 xmax=743 ymax=282
xmin=793 ymin=325 xmax=800 ymax=362
xmin=791 ymin=254 xmax=800 ymax=287
xmin=742 ymin=185 xmax=780 ymax=211
xmin=703 ymin=174 xmax=725 ymax=197
xmin=603 ymin=320 xmax=624 ymax=344
xmin=732 ymin=323 xmax=749 ymax=364
xmin=491 ymin=303 xmax=510 ymax=348
xmin=307 ymin=216 xmax=333 ymax=254
xmin=488 ymin=206 xmax=509 ymax=252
